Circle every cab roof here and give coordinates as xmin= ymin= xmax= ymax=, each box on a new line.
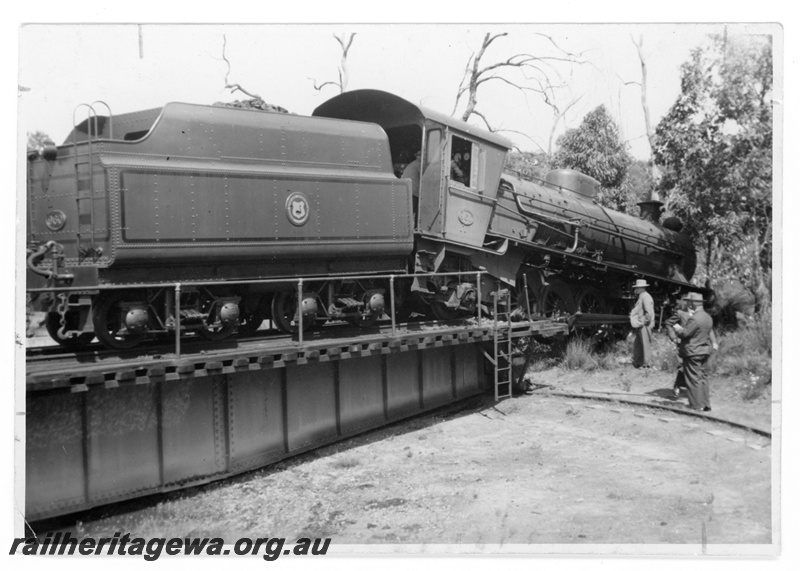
xmin=313 ymin=89 xmax=513 ymax=150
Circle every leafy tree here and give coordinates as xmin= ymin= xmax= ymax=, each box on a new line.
xmin=504 ymin=151 xmax=550 ymax=180
xmin=653 ymin=33 xmax=772 ymax=313
xmin=27 ymin=131 xmax=53 ymax=152
xmin=550 ymin=105 xmax=637 ymax=213
xmin=625 ymin=160 xmax=657 ymax=201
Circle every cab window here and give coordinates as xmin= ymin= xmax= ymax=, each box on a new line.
xmin=450 ymin=135 xmax=473 ymax=187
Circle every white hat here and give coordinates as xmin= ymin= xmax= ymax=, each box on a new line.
xmin=633 ymin=279 xmax=649 ymax=289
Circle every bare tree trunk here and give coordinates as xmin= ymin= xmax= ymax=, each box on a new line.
xmin=457 ymin=33 xmax=500 ymax=123
xmin=547 ymin=97 xmax=581 ymax=155
xmin=632 ymin=35 xmax=661 ymax=198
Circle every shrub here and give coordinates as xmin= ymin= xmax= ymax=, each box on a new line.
xmin=740 ymin=374 xmax=770 ymax=401
xmin=702 ymin=310 xmax=772 ymax=404
xmin=707 ymin=279 xmax=756 ymax=329
xmin=563 ymin=337 xmax=597 ymax=371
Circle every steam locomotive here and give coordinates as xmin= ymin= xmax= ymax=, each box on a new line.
xmin=26 ymin=89 xmax=699 ymax=350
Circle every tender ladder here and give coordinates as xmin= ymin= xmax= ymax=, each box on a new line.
xmin=485 ymin=289 xmax=514 ymax=401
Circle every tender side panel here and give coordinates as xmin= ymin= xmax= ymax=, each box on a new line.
xmin=116 ymin=169 xmax=411 ymax=251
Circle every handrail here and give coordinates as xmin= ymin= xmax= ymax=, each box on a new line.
xmin=26 ymin=242 xmax=60 ymax=279
xmin=28 ymin=269 xmax=487 ymax=358
xmin=507 ymin=183 xmax=684 ymax=256
xmin=91 ymin=100 xmax=113 ymax=139
xmin=26 ymin=269 xmax=487 ymax=294
xmin=72 ymin=103 xmax=98 ymax=253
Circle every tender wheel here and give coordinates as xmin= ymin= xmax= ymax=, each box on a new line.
xmin=93 ymin=294 xmax=146 ymax=350
xmin=45 ymin=312 xmax=94 ymax=350
xmin=540 ymin=281 xmax=576 ymax=318
xmin=271 ymin=290 xmax=313 ymax=334
xmin=345 ymin=291 xmax=385 ymax=329
xmin=575 ymin=286 xmax=608 ymax=314
xmin=197 ymin=290 xmax=237 ymax=341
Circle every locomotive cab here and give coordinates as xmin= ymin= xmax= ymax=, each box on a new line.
xmin=314 ymin=89 xmax=512 ymax=246
xmin=314 ymin=89 xmax=515 ymax=319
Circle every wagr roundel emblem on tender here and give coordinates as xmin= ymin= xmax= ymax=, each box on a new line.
xmin=45 ymin=209 xmax=67 ymax=231
xmin=285 ymin=192 xmax=310 ymax=226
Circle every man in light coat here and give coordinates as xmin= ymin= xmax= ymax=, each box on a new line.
xmin=629 ymin=279 xmax=654 ymax=368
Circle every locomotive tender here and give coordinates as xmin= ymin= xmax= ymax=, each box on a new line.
xmin=26 ymin=89 xmax=698 ymax=350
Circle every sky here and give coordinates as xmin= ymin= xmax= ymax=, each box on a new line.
xmin=4 ymin=3 xmax=797 ymax=569
xmin=17 ymin=23 xmax=773 ymax=161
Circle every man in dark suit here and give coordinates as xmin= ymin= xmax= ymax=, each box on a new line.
xmin=666 ymin=292 xmax=719 ymax=398
xmin=671 ymin=292 xmax=716 ymax=411
xmin=665 ymin=295 xmax=693 ymax=397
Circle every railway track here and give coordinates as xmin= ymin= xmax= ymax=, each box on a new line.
xmin=26 ymin=316 xmax=528 ymax=368
xmin=539 ymin=388 xmax=771 ymax=438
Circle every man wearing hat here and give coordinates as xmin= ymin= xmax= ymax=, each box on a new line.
xmin=666 ymin=292 xmax=719 ymax=398
xmin=671 ymin=292 xmax=716 ymax=411
xmin=629 ymin=279 xmax=654 ymax=368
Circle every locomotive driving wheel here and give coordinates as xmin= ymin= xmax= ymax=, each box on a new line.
xmin=93 ymin=293 xmax=147 ymax=350
xmin=575 ymin=286 xmax=608 ymax=314
xmin=540 ymin=280 xmax=576 ymax=318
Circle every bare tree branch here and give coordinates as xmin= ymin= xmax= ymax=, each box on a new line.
xmin=496 ymin=129 xmax=546 ymax=153
xmin=221 ymin=34 xmax=262 ymax=100
xmin=532 ymin=32 xmax=591 ymax=59
xmin=453 ymin=31 xmax=588 ymax=139
xmin=470 ymin=109 xmax=494 ymax=130
xmin=309 ymin=79 xmax=340 ymax=91
xmin=312 ymin=33 xmax=357 ymax=94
